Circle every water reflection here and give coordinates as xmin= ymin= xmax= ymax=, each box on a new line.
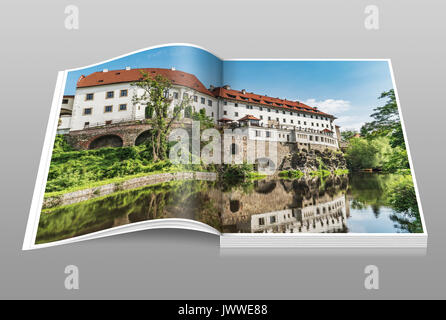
xmin=221 ymin=178 xmax=349 ymax=233
xmin=36 ymin=173 xmax=421 ymax=244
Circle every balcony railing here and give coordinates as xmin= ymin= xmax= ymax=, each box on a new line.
xmin=82 ymin=117 xmax=141 ymax=129
xmin=219 ymin=121 xmax=334 ymax=137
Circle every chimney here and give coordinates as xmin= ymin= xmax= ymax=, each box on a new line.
xmin=125 ymin=66 xmax=131 ymax=70
xmin=223 ymin=85 xmax=231 ymax=90
xmin=209 ymin=85 xmax=215 ymax=90
xmin=171 ymin=67 xmax=176 ymax=71
xmin=103 ymin=69 xmax=108 ymax=72
xmin=241 ymin=89 xmax=246 ymax=94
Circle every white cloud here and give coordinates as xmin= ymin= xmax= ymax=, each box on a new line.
xmin=335 ymin=115 xmax=369 ymax=132
xmin=304 ymin=98 xmax=351 ymax=115
xmin=303 ymin=98 xmax=371 ymax=131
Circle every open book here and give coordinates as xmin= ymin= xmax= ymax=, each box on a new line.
xmin=23 ymin=44 xmax=427 ymax=250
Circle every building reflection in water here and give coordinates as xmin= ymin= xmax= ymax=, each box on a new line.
xmin=221 ymin=177 xmax=350 ymax=234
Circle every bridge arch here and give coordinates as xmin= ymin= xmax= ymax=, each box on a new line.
xmin=88 ymin=134 xmax=123 ymax=149
xmin=135 ymin=130 xmax=153 ymax=146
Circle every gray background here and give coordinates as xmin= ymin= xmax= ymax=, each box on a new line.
xmin=0 ymin=0 xmax=444 ymax=299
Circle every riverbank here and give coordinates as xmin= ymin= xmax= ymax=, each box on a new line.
xmin=43 ymin=171 xmax=216 ymax=209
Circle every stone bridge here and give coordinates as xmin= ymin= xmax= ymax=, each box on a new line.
xmin=67 ymin=120 xmax=190 ymax=150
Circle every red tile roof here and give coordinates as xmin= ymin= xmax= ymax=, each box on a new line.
xmin=76 ymin=68 xmax=214 ymax=96
xmin=212 ymin=87 xmax=334 ymax=119
xmin=238 ymin=114 xmax=260 ymax=121
xmin=218 ymin=117 xmax=233 ymax=122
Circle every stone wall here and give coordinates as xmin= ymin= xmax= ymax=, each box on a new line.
xmin=43 ymin=171 xmax=216 ymax=209
xmin=67 ymin=120 xmax=191 ymax=150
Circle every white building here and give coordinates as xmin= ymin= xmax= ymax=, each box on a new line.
xmin=65 ymin=67 xmax=338 ymax=149
xmin=57 ymin=95 xmax=74 ymax=134
xmin=249 ymin=193 xmax=347 ymax=233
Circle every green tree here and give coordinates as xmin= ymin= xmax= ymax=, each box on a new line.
xmin=192 ymin=108 xmax=214 ymax=130
xmin=132 ymin=72 xmax=192 ymax=161
xmin=361 ymin=89 xmax=405 ymax=150
xmin=340 ymin=130 xmax=357 ymax=141
xmin=361 ymin=89 xmax=398 ymax=136
xmin=344 ymin=137 xmax=378 ymax=170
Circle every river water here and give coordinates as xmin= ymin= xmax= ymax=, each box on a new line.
xmin=36 ymin=173 xmax=421 ymax=244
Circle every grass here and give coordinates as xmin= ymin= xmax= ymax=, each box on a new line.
xmin=44 ymin=167 xmax=185 ymax=199
xmin=309 ymin=169 xmax=331 ymax=178
xmin=247 ymin=172 xmax=268 ymax=180
xmin=278 ymin=170 xmax=304 ymax=179
xmin=334 ymin=168 xmax=349 ymax=175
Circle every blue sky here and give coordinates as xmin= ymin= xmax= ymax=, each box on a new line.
xmin=65 ymin=45 xmax=394 ymax=131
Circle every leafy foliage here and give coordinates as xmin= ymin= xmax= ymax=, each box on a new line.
xmin=192 ymin=108 xmax=215 ymax=130
xmin=344 ymin=89 xmax=409 ymax=172
xmin=340 ymin=130 xmax=357 ymax=141
xmin=132 ymin=72 xmax=193 ymax=161
xmin=345 ymin=137 xmax=378 ymax=170
xmin=45 ymin=145 xmax=175 ymax=193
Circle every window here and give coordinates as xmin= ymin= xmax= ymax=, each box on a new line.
xmin=246 ymin=105 xmax=249 ymax=109
xmin=276 ymin=118 xmax=279 ymax=122
xmin=259 ymin=107 xmax=263 ymax=111
xmin=298 ymin=121 xmax=301 ymax=125
xmin=267 ymin=108 xmax=270 ymax=112
xmin=120 ymin=89 xmax=128 ymax=97
xmin=270 ymin=216 xmax=276 ymax=224
xmin=201 ymin=97 xmax=205 ymax=104
xmin=311 ymin=122 xmax=314 ymax=126
xmin=291 ymin=119 xmax=294 ymax=124
xmin=255 ymin=130 xmax=261 ymax=137
xmin=86 ymin=93 xmax=94 ymax=100
xmin=224 ymin=101 xmax=227 ymax=105
xmin=208 ymin=100 xmax=212 ymax=106
xmin=84 ymin=122 xmax=90 ymax=128
xmin=304 ymin=121 xmax=307 ymax=125
xmin=223 ymin=110 xmax=227 ymax=115
xmin=290 ymin=112 xmax=293 ymax=115
xmin=235 ymin=103 xmax=238 ymax=107
xmin=268 ymin=116 xmax=271 ymax=120
xmin=62 ymin=99 xmax=68 ymax=104
xmin=193 ymin=95 xmax=198 ymax=102
xmin=266 ymin=131 xmax=271 ymax=137
xmin=211 ymin=112 xmax=214 ymax=117
xmin=231 ymin=143 xmax=237 ymax=155
xmin=282 ymin=111 xmax=285 ymax=114
xmin=83 ymin=108 xmax=92 ymax=115
xmin=173 ymin=92 xmax=179 ymax=99
xmin=119 ymin=104 xmax=127 ymax=111
xmin=283 ymin=119 xmax=286 ymax=123
xmin=260 ymin=115 xmax=263 ymax=120
xmin=316 ymin=123 xmax=319 ymax=127
xmin=105 ymin=120 xmax=112 ymax=125
xmin=183 ymin=93 xmax=189 ymax=99
xmin=276 ymin=110 xmax=279 ymax=113
xmin=259 ymin=217 xmax=265 ymax=226
xmin=106 ymin=91 xmax=114 ymax=99
xmin=104 ymin=105 xmax=113 ymax=113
